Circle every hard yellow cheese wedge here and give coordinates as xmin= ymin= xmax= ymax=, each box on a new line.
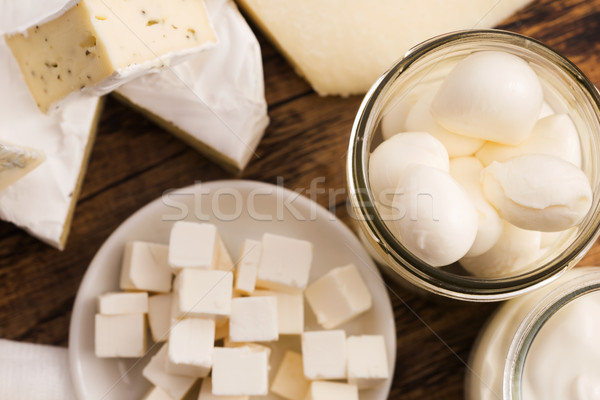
xmin=235 ymin=0 xmax=533 ymax=96
xmin=6 ymin=0 xmax=216 ymax=111
xmin=0 ymin=141 xmax=45 ymax=191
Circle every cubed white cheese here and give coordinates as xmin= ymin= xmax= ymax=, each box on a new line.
xmin=271 ymin=350 xmax=310 ymax=400
xmin=97 ymin=292 xmax=148 ymax=315
xmin=304 ymin=381 xmax=359 ymax=400
xmin=94 ymin=313 xmax=146 ymax=358
xmin=168 ymin=222 xmax=219 ymax=270
xmin=347 ymin=335 xmax=390 ymax=389
xmin=234 ymin=239 xmax=261 ymax=294
xmin=229 ymin=296 xmax=278 ymax=343
xmin=215 ymin=236 xmax=234 ymax=271
xmin=305 ymin=264 xmax=372 ymax=329
xmin=166 ymin=318 xmax=215 ymax=377
xmin=6 ymin=0 xmax=216 ymax=112
xmin=198 ymin=377 xmax=248 ymax=400
xmin=148 ymin=293 xmax=172 ymax=342
xmin=120 ymin=241 xmax=172 ymax=293
xmin=301 ymin=330 xmax=347 ymax=380
xmin=253 ymin=290 xmax=303 ymax=335
xmin=141 ymin=386 xmax=174 ymax=400
xmin=222 ymin=340 xmax=272 ymax=360
xmin=142 ymin=344 xmax=196 ymax=400
xmin=211 ymin=346 xmax=269 ymax=396
xmin=256 ymin=233 xmax=313 ymax=292
xmin=172 ymin=269 xmax=233 ymax=319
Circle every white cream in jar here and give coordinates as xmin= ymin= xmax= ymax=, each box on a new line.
xmin=466 ymin=267 xmax=600 ymax=400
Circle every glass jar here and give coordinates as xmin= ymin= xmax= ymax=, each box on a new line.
xmin=347 ymin=29 xmax=600 ymax=301
xmin=465 ymin=266 xmax=600 ymax=399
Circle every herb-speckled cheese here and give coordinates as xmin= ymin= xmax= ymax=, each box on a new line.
xmin=6 ymin=0 xmax=216 ymax=112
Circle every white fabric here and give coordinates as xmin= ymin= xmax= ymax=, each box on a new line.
xmin=0 ymin=339 xmax=75 ymax=400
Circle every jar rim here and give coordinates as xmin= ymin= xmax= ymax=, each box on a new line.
xmin=347 ymin=29 xmax=600 ymax=301
xmin=503 ymin=267 xmax=600 ymax=398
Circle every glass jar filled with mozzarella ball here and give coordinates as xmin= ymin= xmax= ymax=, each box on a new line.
xmin=347 ymin=29 xmax=600 ymax=301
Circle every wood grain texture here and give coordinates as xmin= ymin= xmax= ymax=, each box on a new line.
xmin=0 ymin=0 xmax=598 ymax=398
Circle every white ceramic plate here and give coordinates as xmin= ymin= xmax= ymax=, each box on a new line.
xmin=69 ymin=180 xmax=396 ymax=400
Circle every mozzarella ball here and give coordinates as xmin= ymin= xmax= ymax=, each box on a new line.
xmin=449 ymin=157 xmax=502 ymax=257
xmin=431 ymin=51 xmax=543 ymax=145
xmin=405 ymin=84 xmax=484 ymax=157
xmin=368 ymin=132 xmax=449 ymax=203
xmin=460 ymin=221 xmax=542 ymax=278
xmin=392 ymin=164 xmax=478 ymax=267
xmin=476 ymin=114 xmax=581 ymax=167
xmin=482 ymin=154 xmax=592 ymax=232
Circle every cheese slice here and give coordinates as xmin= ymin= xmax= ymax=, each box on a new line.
xmin=235 ymin=0 xmax=533 ymax=96
xmin=0 ymin=140 xmax=45 ymax=191
xmin=116 ymin=0 xmax=268 ymax=171
xmin=0 ymin=37 xmax=101 ymax=249
xmin=6 ymin=0 xmax=216 ymax=112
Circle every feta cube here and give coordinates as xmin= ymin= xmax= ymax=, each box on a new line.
xmin=234 ymin=239 xmax=261 ymax=294
xmin=253 ymin=290 xmax=304 ymax=335
xmin=166 ymin=318 xmax=215 ymax=377
xmin=198 ymin=377 xmax=248 ymax=400
xmin=305 ymin=264 xmax=372 ymax=329
xmin=256 ymin=233 xmax=313 ymax=292
xmin=120 ymin=241 xmax=172 ymax=293
xmin=97 ymin=292 xmax=148 ymax=315
xmin=94 ymin=314 xmax=146 ymax=358
xmin=172 ymin=269 xmax=233 ymax=319
xmin=223 ymin=339 xmax=272 ymax=360
xmin=347 ymin=335 xmax=390 ymax=389
xmin=301 ymin=330 xmax=347 ymax=380
xmin=229 ymin=296 xmax=278 ymax=342
xmin=143 ymin=344 xmax=196 ymax=400
xmin=148 ymin=294 xmax=172 ymax=342
xmin=271 ymin=350 xmax=310 ymax=400
xmin=216 ymin=236 xmax=235 ymax=271
xmin=304 ymin=381 xmax=359 ymax=400
xmin=211 ymin=346 xmax=269 ymax=396
xmin=168 ymin=222 xmax=219 ymax=270
xmin=141 ymin=386 xmax=174 ymax=400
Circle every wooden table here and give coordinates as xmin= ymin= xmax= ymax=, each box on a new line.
xmin=1 ymin=0 xmax=599 ymax=398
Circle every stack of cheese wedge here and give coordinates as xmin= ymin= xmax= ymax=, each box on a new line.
xmin=0 ymin=0 xmax=269 ymax=249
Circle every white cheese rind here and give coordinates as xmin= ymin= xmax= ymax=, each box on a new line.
xmin=94 ymin=313 xmax=146 ymax=358
xmin=235 ymin=0 xmax=533 ymax=96
xmin=229 ymin=296 xmax=279 ymax=342
xmin=301 ymin=330 xmax=347 ymax=380
xmin=0 ymin=37 xmax=100 ymax=249
xmin=0 ymin=0 xmax=78 ymax=36
xmin=305 ymin=264 xmax=372 ymax=329
xmin=120 ymin=241 xmax=172 ymax=293
xmin=116 ymin=0 xmax=268 ymax=171
xmin=142 ymin=344 xmax=196 ymax=400
xmin=211 ymin=346 xmax=270 ymax=396
xmin=256 ymin=233 xmax=313 ymax=292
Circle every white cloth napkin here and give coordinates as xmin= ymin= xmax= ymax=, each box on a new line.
xmin=0 ymin=339 xmax=76 ymax=400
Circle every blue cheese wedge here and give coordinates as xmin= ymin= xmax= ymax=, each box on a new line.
xmin=116 ymin=0 xmax=268 ymax=171
xmin=0 ymin=37 xmax=101 ymax=249
xmin=5 ymin=0 xmax=216 ymax=112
